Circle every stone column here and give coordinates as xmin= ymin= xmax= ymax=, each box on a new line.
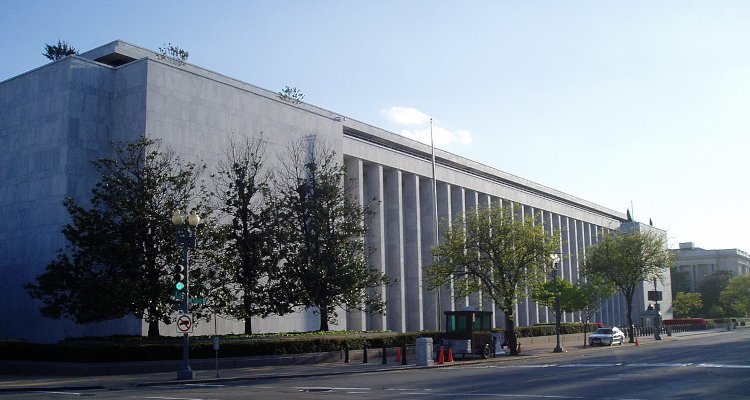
xmin=451 ymin=186 xmax=468 ymax=310
xmin=403 ymin=173 xmax=423 ymax=332
xmin=465 ymin=190 xmax=481 ymax=310
xmin=365 ymin=163 xmax=386 ymax=330
xmin=492 ymin=197 xmax=506 ymax=328
xmin=384 ymin=168 xmax=405 ymax=332
xmin=420 ymin=177 xmax=439 ymax=330
xmin=437 ymin=182 xmax=454 ymax=320
xmin=479 ymin=193 xmax=494 ymax=322
xmin=549 ymin=214 xmax=569 ymax=321
xmin=527 ymin=207 xmax=543 ymax=326
xmin=344 ymin=157 xmax=366 ymax=331
xmin=517 ymin=205 xmax=530 ymax=327
xmin=567 ymin=219 xmax=580 ymax=323
xmin=542 ymin=210 xmax=554 ymax=324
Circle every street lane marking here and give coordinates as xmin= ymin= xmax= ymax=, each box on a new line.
xmin=295 ymin=386 xmax=371 ymax=391
xmin=144 ymin=397 xmax=212 ymax=400
xmin=447 ymin=362 xmax=749 ymax=370
xmin=186 ymin=383 xmax=226 ymax=387
xmin=626 ymin=363 xmax=692 ymax=367
xmin=697 ymin=363 xmax=750 ymax=369
xmin=390 ymin=393 xmax=588 ymax=399
xmin=559 ymin=363 xmax=618 ymax=368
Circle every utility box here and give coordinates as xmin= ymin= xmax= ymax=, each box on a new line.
xmin=443 ymin=310 xmax=493 ymax=359
xmin=416 ymin=337 xmax=434 ymax=367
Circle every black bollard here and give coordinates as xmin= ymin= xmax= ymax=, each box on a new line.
xmin=363 ymin=340 xmax=368 ymax=363
xmin=401 ymin=342 xmax=407 ymax=365
xmin=382 ymin=345 xmax=387 ymax=364
xmin=344 ymin=343 xmax=349 ymax=363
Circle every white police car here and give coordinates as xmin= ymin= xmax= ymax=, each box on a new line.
xmin=588 ymin=326 xmax=625 ymax=346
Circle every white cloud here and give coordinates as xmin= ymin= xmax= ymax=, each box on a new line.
xmin=381 ymin=106 xmax=473 ymax=147
xmin=400 ymin=126 xmax=473 ymax=147
xmin=380 ymin=106 xmax=431 ymax=125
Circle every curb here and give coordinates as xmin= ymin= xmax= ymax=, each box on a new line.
xmin=0 ymin=385 xmax=105 ymax=393
xmin=1 ymin=328 xmax=732 ymax=392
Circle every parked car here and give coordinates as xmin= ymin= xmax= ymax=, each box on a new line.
xmin=588 ymin=327 xmax=625 ymax=346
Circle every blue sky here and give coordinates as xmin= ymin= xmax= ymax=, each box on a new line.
xmin=3 ymin=1 xmax=749 ymax=252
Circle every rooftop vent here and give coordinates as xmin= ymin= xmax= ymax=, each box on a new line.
xmin=94 ymin=52 xmax=136 ymax=67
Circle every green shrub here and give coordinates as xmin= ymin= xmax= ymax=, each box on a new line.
xmin=0 ymin=324 xmax=598 ymax=362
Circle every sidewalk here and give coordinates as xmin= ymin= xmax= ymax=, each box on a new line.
xmin=0 ymin=328 xmax=734 ymax=392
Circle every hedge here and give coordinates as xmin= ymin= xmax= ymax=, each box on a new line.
xmin=0 ymin=323 xmax=598 ymax=363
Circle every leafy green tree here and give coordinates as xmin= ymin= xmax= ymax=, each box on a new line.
xmin=531 ymin=277 xmax=580 ymax=314
xmin=43 ymin=40 xmax=77 ymax=60
xmin=719 ymin=275 xmax=750 ymax=317
xmin=427 ymin=203 xmax=559 ymax=355
xmin=278 ymin=86 xmax=305 ymax=104
xmin=157 ymin=42 xmax=189 ymax=66
xmin=533 ymin=274 xmax=615 ymax=346
xmin=274 ymin=136 xmax=389 ymax=331
xmin=583 ymin=230 xmax=672 ymax=343
xmin=213 ymin=135 xmax=287 ymax=334
xmin=531 ymin=276 xmax=584 ymax=343
xmin=670 ymin=266 xmax=691 ymax=298
xmin=698 ymin=270 xmax=734 ymax=318
xmin=672 ymin=292 xmax=703 ymax=317
xmin=576 ymin=276 xmax=616 ymax=345
xmin=25 ymin=137 xmax=212 ymax=337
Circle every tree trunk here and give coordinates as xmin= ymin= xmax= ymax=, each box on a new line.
xmin=147 ymin=320 xmax=160 ymax=337
xmin=244 ymin=317 xmax=253 ymax=335
xmin=505 ymin=312 xmax=518 ymax=356
xmin=319 ymin=307 xmax=329 ymax=331
xmin=582 ymin=321 xmax=587 ymax=347
xmin=243 ymin=295 xmax=253 ymax=334
xmin=625 ymin=293 xmax=635 ymax=343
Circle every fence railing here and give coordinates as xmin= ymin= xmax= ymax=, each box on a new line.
xmin=626 ymin=322 xmax=731 ymax=338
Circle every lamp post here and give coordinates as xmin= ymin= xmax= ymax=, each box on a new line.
xmin=212 ymin=303 xmax=223 ymax=379
xmin=653 ymin=277 xmax=662 ymax=341
xmin=172 ymin=209 xmax=200 ymax=380
xmin=551 ymin=254 xmax=565 ymax=353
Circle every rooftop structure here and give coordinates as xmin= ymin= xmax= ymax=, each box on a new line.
xmin=673 ymin=242 xmax=750 ymax=291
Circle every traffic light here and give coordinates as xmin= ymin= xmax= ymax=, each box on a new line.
xmin=174 ymin=264 xmax=185 ymax=290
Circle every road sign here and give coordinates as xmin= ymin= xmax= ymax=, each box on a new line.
xmin=176 ymin=313 xmax=194 ymax=334
xmin=648 ymin=290 xmax=662 ymax=302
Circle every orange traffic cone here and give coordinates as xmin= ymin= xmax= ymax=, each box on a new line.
xmin=447 ymin=347 xmax=454 ymax=362
xmin=635 ymin=338 xmax=639 ymax=346
xmin=517 ymin=342 xmax=522 ymax=354
xmin=437 ymin=346 xmax=444 ymax=364
xmin=395 ymin=347 xmax=402 ymax=363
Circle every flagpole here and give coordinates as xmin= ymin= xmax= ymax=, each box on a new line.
xmin=430 ymin=117 xmax=440 ymax=331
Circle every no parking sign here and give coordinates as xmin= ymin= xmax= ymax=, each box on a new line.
xmin=176 ymin=313 xmax=194 ymax=334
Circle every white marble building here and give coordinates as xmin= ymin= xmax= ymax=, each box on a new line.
xmin=673 ymin=242 xmax=750 ymax=291
xmin=0 ymin=41 xmax=670 ymax=342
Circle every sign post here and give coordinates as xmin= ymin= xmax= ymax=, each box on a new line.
xmin=176 ymin=313 xmax=194 ymax=334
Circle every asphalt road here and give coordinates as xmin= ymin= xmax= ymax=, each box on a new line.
xmin=4 ymin=329 xmax=749 ymax=399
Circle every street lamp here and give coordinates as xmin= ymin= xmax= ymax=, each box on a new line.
xmin=653 ymin=277 xmax=662 ymax=341
xmin=172 ymin=209 xmax=200 ymax=380
xmin=551 ymin=254 xmax=565 ymax=353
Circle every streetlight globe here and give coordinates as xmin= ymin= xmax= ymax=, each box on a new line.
xmin=551 ymin=253 xmax=561 ymax=265
xmin=172 ymin=210 xmax=185 ymax=226
xmin=188 ymin=210 xmax=200 ymax=227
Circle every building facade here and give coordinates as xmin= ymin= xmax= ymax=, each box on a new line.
xmin=1 ymin=41 xmax=671 ymax=343
xmin=673 ymin=242 xmax=750 ymax=291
